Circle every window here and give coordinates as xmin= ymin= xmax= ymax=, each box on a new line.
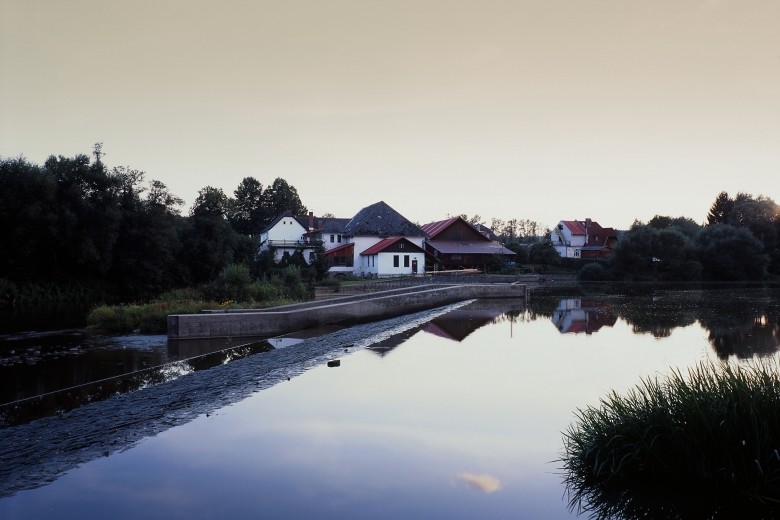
xmin=309 ymin=252 xmax=315 ymax=262
xmin=337 ymin=235 xmax=342 ymax=243
xmin=404 ymin=255 xmax=409 ymax=267
xmin=399 ymin=242 xmax=405 ymax=249
xmin=330 ymin=235 xmax=334 ymax=243
xmin=393 ymin=255 xmax=399 ymax=267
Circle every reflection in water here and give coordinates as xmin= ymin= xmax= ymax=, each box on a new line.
xmin=530 ymin=288 xmax=780 ymax=359
xmin=551 ymin=299 xmax=617 ymax=335
xmin=458 ymin=473 xmax=503 ymax=494
xmin=423 ymin=300 xmax=524 ymax=342
xmin=0 ymin=302 xmax=469 ymax=499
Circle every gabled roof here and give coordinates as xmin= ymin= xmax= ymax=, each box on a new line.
xmin=360 ymin=237 xmax=425 ymax=255
xmin=562 ymin=220 xmax=587 ymax=235
xmin=261 ymin=210 xmax=306 ymax=233
xmin=560 ymin=219 xmax=619 ymax=246
xmin=344 ymin=201 xmax=425 ymax=237
xmin=420 ymin=217 xmax=460 ymax=238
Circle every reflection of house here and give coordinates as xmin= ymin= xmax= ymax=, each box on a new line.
xmin=423 ymin=309 xmax=503 ymax=341
xmin=550 ymin=219 xmax=618 ymax=259
xmin=421 ymin=216 xmax=515 ymax=271
xmin=551 ymin=298 xmax=617 ymax=334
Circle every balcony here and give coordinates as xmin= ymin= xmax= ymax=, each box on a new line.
xmin=264 ymin=239 xmax=323 ymax=248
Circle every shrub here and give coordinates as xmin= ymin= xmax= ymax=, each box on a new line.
xmin=561 ymin=360 xmax=780 ymax=518
xmin=578 ymin=263 xmax=607 ymax=282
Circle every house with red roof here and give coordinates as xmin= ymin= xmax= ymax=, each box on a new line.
xmin=420 ymin=216 xmax=515 ymax=271
xmin=261 ymin=201 xmax=426 ymax=277
xmin=550 ymin=218 xmax=618 ymax=259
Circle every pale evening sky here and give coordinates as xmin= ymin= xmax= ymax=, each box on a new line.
xmin=1 ymin=0 xmax=778 ymax=231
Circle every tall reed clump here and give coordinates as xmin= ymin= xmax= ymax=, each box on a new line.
xmin=561 ymin=360 xmax=780 ymax=519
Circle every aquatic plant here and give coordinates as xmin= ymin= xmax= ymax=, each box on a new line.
xmin=561 ymin=360 xmax=780 ymax=519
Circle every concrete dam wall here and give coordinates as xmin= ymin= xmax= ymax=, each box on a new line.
xmin=167 ymin=283 xmax=528 ymax=340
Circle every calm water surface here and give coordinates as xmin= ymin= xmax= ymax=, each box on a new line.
xmin=1 ymin=287 xmax=778 ymax=519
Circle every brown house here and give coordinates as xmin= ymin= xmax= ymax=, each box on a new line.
xmin=420 ymin=216 xmax=515 ymax=271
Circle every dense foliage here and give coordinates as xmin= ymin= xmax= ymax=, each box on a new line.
xmin=584 ymin=192 xmax=779 ymax=282
xmin=0 ymin=148 xmax=314 ymax=306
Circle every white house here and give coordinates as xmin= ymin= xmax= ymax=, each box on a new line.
xmin=258 ymin=211 xmax=320 ymax=264
xmin=328 ymin=201 xmax=426 ymax=278
xmin=260 ymin=201 xmax=427 ymax=277
xmin=550 ymin=219 xmax=618 ymax=259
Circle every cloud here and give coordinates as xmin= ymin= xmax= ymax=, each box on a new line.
xmin=458 ymin=472 xmax=503 ymax=494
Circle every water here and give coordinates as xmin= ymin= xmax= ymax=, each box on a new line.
xmin=0 ymin=287 xmax=778 ymax=519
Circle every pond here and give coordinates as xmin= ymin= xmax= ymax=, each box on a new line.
xmin=1 ymin=286 xmax=778 ymax=519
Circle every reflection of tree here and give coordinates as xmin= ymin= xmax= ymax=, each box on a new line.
xmin=619 ymin=294 xmax=699 ymax=338
xmin=698 ymin=293 xmax=780 ymax=359
xmin=533 ymin=289 xmax=780 ymax=358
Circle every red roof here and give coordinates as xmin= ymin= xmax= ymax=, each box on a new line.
xmin=420 ymin=217 xmax=460 ymax=239
xmin=563 ymin=220 xmax=587 ymax=235
xmin=360 ymin=237 xmax=423 ymax=255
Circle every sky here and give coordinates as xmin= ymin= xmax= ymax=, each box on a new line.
xmin=2 ymin=0 xmax=779 ymax=231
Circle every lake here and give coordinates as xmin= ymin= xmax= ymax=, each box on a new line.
xmin=1 ymin=286 xmax=778 ymax=519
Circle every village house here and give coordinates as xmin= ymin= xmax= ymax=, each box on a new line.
xmin=260 ymin=201 xmax=426 ymax=278
xmin=550 ymin=218 xmax=618 ymax=259
xmin=420 ymin=216 xmax=515 ymax=271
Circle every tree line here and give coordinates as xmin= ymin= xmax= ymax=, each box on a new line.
xmin=0 ymin=147 xmax=309 ymax=304
xmin=579 ymin=192 xmax=780 ymax=282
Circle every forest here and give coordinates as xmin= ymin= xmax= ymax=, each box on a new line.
xmin=0 ymin=147 xmax=310 ymax=306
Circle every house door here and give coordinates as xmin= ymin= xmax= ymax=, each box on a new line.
xmin=412 ymin=259 xmax=418 ymax=273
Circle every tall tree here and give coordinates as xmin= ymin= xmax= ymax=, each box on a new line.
xmin=262 ymin=178 xmax=307 ymax=221
xmin=706 ymin=192 xmax=734 ymax=226
xmin=228 ymin=177 xmax=265 ymax=235
xmin=191 ymin=186 xmax=229 ymax=219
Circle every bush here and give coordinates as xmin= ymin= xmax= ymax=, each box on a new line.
xmin=561 ymin=360 xmax=780 ymax=518
xmin=578 ymin=263 xmax=607 ymax=281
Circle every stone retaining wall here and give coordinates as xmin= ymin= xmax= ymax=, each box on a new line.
xmin=168 ymin=283 xmax=527 ymax=339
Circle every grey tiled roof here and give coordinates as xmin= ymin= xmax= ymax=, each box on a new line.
xmin=344 ymin=201 xmax=425 ymax=237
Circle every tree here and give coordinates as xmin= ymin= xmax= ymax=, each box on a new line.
xmin=613 ymin=224 xmax=701 ymax=281
xmin=191 ymin=186 xmax=229 ymax=219
xmin=262 ymin=178 xmax=307 ymax=222
xmin=529 ymin=239 xmax=559 ymax=272
xmin=706 ymin=192 xmax=734 ymax=226
xmin=43 ymin=153 xmax=122 ymax=277
xmin=697 ymin=224 xmax=768 ymax=280
xmin=228 ymin=177 xmax=265 ymax=235
xmin=0 ymin=157 xmax=58 ymax=280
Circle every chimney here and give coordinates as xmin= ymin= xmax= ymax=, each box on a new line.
xmin=585 ymin=218 xmax=591 ymax=245
xmin=308 ymin=211 xmax=314 ymax=231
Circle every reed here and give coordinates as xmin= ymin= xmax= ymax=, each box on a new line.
xmin=561 ymin=360 xmax=780 ymax=519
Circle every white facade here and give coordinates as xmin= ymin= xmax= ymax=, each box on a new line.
xmin=551 ymin=221 xmax=585 ymax=258
xmin=348 ymin=236 xmax=425 ymax=278
xmin=259 ymin=216 xmax=315 ymax=264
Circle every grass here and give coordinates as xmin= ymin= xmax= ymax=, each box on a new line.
xmin=561 ymin=360 xmax=780 ymax=519
xmin=86 ymin=296 xmax=300 ymax=334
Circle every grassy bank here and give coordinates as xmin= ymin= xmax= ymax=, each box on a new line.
xmin=86 ymin=297 xmax=300 ymax=334
xmin=87 ymin=265 xmax=311 ymax=334
xmin=561 ymin=360 xmax=780 ymax=518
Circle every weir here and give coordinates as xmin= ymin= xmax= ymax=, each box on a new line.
xmin=167 ymin=283 xmax=528 ymax=339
